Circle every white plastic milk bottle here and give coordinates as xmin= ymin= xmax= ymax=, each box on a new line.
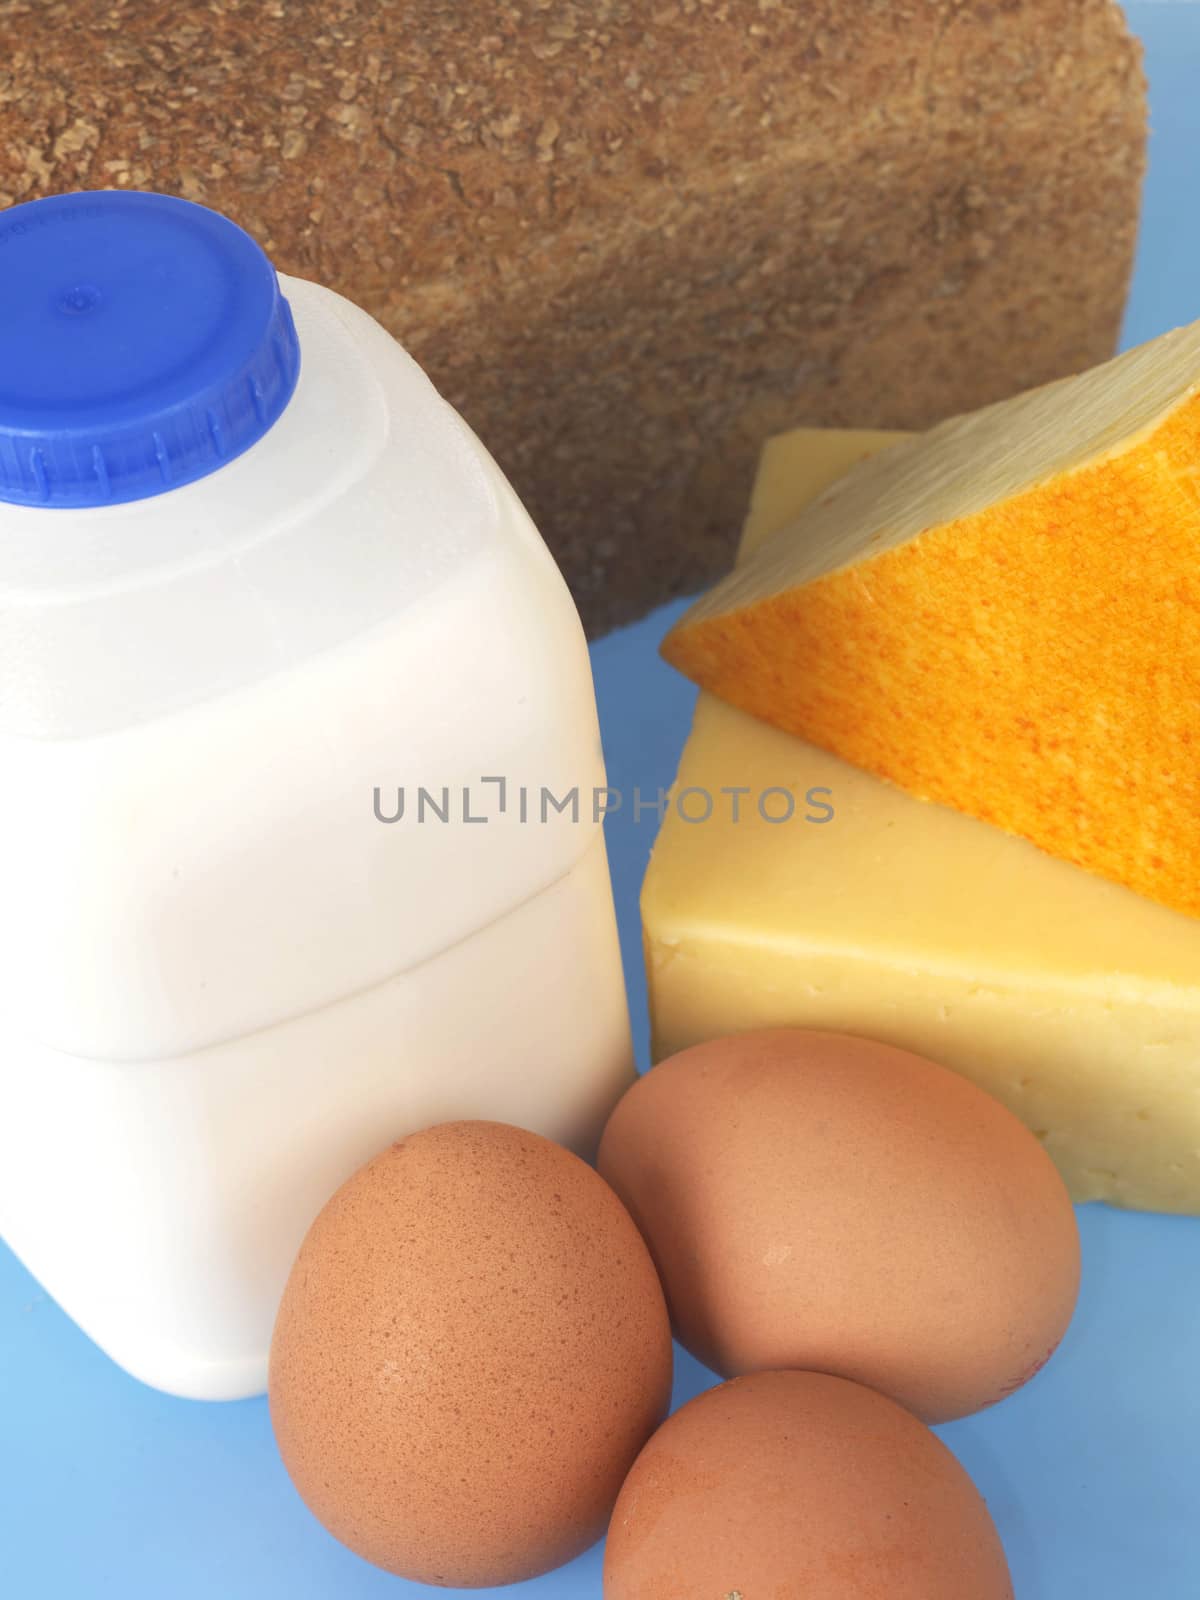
xmin=0 ymin=190 xmax=633 ymax=1399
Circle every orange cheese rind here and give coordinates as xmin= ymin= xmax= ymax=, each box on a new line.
xmin=663 ymin=322 xmax=1200 ymax=916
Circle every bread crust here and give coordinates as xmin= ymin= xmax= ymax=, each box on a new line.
xmin=1 ymin=0 xmax=1146 ymax=631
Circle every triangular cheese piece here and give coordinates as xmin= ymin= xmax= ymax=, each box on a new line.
xmin=663 ymin=322 xmax=1200 ymax=917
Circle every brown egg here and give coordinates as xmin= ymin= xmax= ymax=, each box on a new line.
xmin=598 ymin=1029 xmax=1080 ymax=1422
xmin=603 ymin=1370 xmax=1014 ymax=1599
xmin=269 ymin=1120 xmax=672 ymax=1587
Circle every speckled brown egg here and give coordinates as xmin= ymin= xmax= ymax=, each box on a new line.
xmin=597 ymin=1029 xmax=1080 ymax=1422
xmin=269 ymin=1120 xmax=672 ymax=1588
xmin=603 ymin=1370 xmax=1015 ymax=1599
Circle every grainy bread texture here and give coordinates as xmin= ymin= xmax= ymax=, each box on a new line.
xmin=1 ymin=0 xmax=1146 ymax=633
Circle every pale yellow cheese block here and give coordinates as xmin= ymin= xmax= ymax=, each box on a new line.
xmin=644 ymin=428 xmax=1200 ymax=1213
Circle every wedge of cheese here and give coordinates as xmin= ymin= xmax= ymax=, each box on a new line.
xmin=645 ymin=427 xmax=1200 ymax=1214
xmin=662 ymin=325 xmax=1200 ymax=918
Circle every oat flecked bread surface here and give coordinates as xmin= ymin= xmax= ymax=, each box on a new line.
xmin=1 ymin=0 xmax=1146 ymax=632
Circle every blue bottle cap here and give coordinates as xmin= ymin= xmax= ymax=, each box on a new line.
xmin=0 ymin=190 xmax=301 ymax=509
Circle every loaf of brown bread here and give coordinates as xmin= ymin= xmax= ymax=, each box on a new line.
xmin=2 ymin=1 xmax=1146 ymax=633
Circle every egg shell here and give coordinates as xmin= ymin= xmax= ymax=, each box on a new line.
xmin=603 ymin=1369 xmax=1015 ymax=1600
xmin=269 ymin=1120 xmax=673 ymax=1588
xmin=597 ymin=1028 xmax=1080 ymax=1421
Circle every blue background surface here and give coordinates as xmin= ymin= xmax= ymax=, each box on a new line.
xmin=2 ymin=6 xmax=1199 ymax=1595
